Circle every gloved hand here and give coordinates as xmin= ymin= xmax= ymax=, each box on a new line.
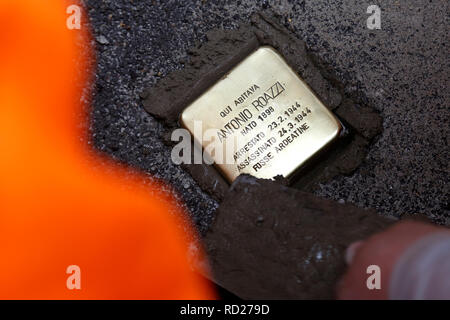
xmin=337 ymin=220 xmax=450 ymax=299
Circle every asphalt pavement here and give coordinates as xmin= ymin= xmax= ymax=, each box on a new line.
xmin=85 ymin=0 xmax=449 ymax=232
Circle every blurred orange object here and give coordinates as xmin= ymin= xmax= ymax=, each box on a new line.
xmin=0 ymin=0 xmax=215 ymax=299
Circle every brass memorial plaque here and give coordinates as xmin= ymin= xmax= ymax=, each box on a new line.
xmin=180 ymin=46 xmax=342 ymax=182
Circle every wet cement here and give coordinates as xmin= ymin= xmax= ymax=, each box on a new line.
xmin=86 ymin=1 xmax=449 ymax=232
xmin=141 ymin=11 xmax=383 ymax=201
xmin=204 ymin=174 xmax=395 ymax=299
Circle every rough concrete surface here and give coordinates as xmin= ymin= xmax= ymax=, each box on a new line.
xmin=85 ymin=0 xmax=449 ymax=232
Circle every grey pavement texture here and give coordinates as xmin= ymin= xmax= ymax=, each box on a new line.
xmin=85 ymin=0 xmax=449 ymax=233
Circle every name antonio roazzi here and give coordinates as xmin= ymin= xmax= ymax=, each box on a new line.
xmin=213 ymin=81 xmax=312 ymax=173
xmin=216 ymin=81 xmax=285 ymax=143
